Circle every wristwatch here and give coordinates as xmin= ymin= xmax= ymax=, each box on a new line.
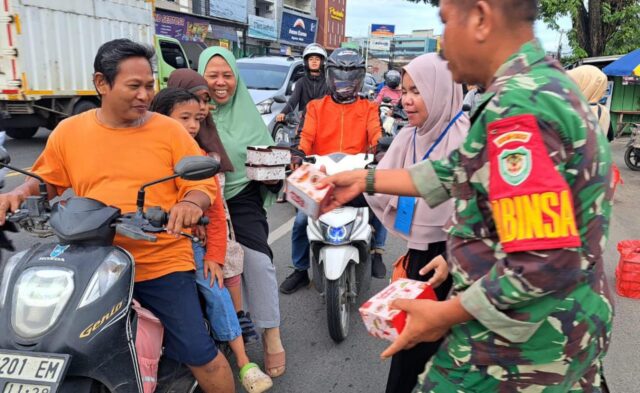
xmin=366 ymin=168 xmax=376 ymax=196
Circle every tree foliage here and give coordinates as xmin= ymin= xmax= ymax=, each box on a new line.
xmin=405 ymin=0 xmax=640 ymax=57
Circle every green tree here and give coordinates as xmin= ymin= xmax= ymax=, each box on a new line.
xmin=406 ymin=0 xmax=640 ymax=57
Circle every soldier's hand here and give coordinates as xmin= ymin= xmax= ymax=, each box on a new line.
xmin=167 ymin=200 xmax=203 ymax=237
xmin=276 ymin=113 xmax=285 ymax=122
xmin=0 ymin=191 xmax=27 ymax=225
xmin=419 ymin=255 xmax=449 ymax=288
xmin=380 ymin=299 xmax=450 ymax=359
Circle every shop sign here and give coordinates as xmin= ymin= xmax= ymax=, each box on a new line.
xmin=280 ymin=11 xmax=317 ymax=46
xmin=155 ymin=10 xmax=208 ymax=43
xmin=210 ymin=0 xmax=247 ymax=23
xmin=248 ymin=15 xmax=277 ymax=41
xmin=329 ymin=7 xmax=344 ymax=21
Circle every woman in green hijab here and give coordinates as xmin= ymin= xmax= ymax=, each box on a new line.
xmin=198 ymin=47 xmax=285 ymax=378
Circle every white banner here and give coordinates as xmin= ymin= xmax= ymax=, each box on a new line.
xmin=369 ymin=38 xmax=390 ymax=51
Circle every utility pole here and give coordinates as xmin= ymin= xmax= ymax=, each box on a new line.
xmin=556 ymin=29 xmax=565 ymax=61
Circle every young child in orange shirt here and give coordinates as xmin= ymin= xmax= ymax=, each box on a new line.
xmin=150 ymin=88 xmax=273 ymax=393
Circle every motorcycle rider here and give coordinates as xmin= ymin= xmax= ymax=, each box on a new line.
xmin=0 ymin=39 xmax=235 ymax=392
xmin=275 ymin=43 xmax=329 ymax=125
xmin=279 ymin=48 xmax=383 ymax=294
xmin=375 ymin=70 xmax=402 ymax=106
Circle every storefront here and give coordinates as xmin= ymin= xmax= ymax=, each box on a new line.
xmin=279 ymin=10 xmax=318 ymax=55
xmin=208 ymin=0 xmax=247 ymax=57
xmin=155 ymin=9 xmax=209 ymax=67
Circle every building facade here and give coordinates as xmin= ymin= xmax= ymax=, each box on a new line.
xmin=316 ymin=0 xmax=346 ymax=50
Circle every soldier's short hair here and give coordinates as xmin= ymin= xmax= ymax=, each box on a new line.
xmin=452 ymin=0 xmax=538 ymax=23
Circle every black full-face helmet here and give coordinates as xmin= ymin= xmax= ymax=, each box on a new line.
xmin=326 ymin=48 xmax=366 ymax=104
xmin=384 ymin=70 xmax=401 ymax=89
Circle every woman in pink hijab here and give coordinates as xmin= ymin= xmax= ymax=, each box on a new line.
xmin=365 ymin=53 xmax=469 ymax=393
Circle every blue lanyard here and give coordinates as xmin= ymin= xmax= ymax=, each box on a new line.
xmin=412 ymin=110 xmax=464 ymax=164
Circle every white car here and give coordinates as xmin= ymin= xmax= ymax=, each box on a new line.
xmin=237 ymin=56 xmax=305 ymax=137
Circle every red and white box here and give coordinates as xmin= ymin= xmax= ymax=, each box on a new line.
xmin=359 ymin=279 xmax=436 ymax=342
xmin=286 ymin=163 xmax=333 ymax=219
xmin=246 ymin=146 xmax=291 ymax=166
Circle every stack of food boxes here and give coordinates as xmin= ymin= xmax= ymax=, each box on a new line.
xmin=245 ymin=146 xmax=291 ymax=181
xmin=285 ymin=163 xmax=333 ymax=219
xmin=359 ymin=279 xmax=437 ymax=342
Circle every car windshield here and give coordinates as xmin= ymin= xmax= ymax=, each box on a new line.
xmin=238 ymin=63 xmax=289 ymax=90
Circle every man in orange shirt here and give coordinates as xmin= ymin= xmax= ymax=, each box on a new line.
xmin=0 ymin=39 xmax=234 ymax=392
xmin=280 ymin=49 xmax=383 ymax=294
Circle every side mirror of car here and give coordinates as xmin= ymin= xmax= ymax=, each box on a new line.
xmin=287 ymin=81 xmax=297 ymax=95
xmin=0 ymin=146 xmax=10 ymax=165
xmin=273 ymin=95 xmax=287 ymax=104
xmin=174 ymin=156 xmax=220 ymax=180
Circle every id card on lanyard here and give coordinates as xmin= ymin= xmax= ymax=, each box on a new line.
xmin=394 ymin=110 xmax=464 ymax=235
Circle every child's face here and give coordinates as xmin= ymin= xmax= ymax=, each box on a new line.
xmin=170 ymin=100 xmax=202 ymax=138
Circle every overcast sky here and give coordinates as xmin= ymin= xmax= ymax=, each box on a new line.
xmin=345 ymin=0 xmax=572 ymax=53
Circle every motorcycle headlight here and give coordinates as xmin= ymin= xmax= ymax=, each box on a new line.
xmin=256 ymin=98 xmax=274 ymax=115
xmin=321 ymin=222 xmax=355 ymax=245
xmin=12 ymin=268 xmax=74 ymax=338
xmin=78 ymin=250 xmax=128 ymax=309
xmin=0 ymin=250 xmax=27 ymax=308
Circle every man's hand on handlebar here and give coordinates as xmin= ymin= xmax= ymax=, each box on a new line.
xmin=276 ymin=113 xmax=286 ymax=123
xmin=167 ymin=200 xmax=204 ymax=237
xmin=0 ymin=190 xmax=28 ymax=225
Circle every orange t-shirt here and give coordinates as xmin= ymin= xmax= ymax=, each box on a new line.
xmin=31 ymin=110 xmax=217 ymax=282
xmin=299 ymin=96 xmax=382 ymax=156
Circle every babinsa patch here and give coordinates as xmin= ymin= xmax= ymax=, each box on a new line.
xmin=488 ymin=114 xmax=581 ymax=253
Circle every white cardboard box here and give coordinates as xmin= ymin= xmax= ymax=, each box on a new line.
xmin=285 ymin=163 xmax=333 ymax=219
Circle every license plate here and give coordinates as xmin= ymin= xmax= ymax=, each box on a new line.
xmin=3 ymin=382 xmax=51 ymax=393
xmin=0 ymin=351 xmax=69 ymax=393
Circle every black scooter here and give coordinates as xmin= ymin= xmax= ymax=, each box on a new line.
xmin=0 ymin=148 xmax=218 ymax=393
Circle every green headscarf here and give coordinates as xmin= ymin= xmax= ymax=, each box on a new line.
xmin=198 ymin=47 xmax=276 ymax=205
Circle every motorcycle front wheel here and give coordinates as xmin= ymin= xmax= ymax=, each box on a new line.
xmin=325 ymin=273 xmax=350 ymax=342
xmin=624 ymin=146 xmax=640 ymax=171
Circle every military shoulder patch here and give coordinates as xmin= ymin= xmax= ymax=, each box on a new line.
xmin=487 ymin=114 xmax=581 ymax=253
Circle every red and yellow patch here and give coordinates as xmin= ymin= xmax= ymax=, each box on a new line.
xmin=488 ymin=114 xmax=581 ymax=253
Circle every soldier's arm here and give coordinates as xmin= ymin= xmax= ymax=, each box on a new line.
xmin=406 ymin=151 xmax=458 ymax=207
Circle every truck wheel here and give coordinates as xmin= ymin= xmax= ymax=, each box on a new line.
xmin=72 ymin=100 xmax=98 ymax=115
xmin=325 ymin=273 xmax=350 ymax=342
xmin=5 ymin=127 xmax=38 ymax=139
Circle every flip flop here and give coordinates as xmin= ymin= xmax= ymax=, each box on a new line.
xmin=262 ymin=336 xmax=286 ymax=378
xmin=239 ymin=362 xmax=273 ymax=393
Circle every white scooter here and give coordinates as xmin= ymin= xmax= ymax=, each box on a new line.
xmin=306 ymin=153 xmax=374 ymax=342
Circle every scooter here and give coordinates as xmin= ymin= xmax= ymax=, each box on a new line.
xmin=379 ymin=98 xmax=408 ymax=138
xmin=273 ymin=112 xmax=301 ymax=150
xmin=624 ymin=123 xmax=640 ymax=171
xmin=305 ymin=153 xmax=374 ymax=343
xmin=0 ymin=149 xmax=218 ymax=393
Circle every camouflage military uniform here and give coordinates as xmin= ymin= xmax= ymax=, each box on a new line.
xmin=408 ymin=41 xmax=614 ymax=392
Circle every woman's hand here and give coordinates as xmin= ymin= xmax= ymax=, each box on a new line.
xmin=316 ymin=169 xmax=367 ymax=214
xmin=419 ymin=255 xmax=449 ymax=288
xmin=203 ymin=259 xmax=224 ymax=288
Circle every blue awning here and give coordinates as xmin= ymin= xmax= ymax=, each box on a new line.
xmin=603 ymin=49 xmax=640 ymax=76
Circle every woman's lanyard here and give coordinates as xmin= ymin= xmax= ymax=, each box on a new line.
xmin=412 ymin=110 xmax=465 ymax=164
xmin=395 ymin=110 xmax=464 ymax=236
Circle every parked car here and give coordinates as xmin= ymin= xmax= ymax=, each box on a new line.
xmin=237 ymin=56 xmax=305 ymax=137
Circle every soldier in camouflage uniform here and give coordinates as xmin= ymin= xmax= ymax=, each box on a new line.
xmin=319 ymin=0 xmax=614 ymax=391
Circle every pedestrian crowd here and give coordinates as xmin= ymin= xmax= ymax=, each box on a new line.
xmin=0 ymin=0 xmax=616 ymax=392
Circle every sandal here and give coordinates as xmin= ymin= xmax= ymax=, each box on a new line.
xmin=239 ymin=363 xmax=273 ymax=393
xmin=262 ymin=336 xmax=286 ymax=378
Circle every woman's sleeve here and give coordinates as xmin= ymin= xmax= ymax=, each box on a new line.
xmin=204 ymin=179 xmax=228 ymax=265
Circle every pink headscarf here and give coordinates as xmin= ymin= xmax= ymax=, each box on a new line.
xmin=365 ymin=53 xmax=469 ymax=250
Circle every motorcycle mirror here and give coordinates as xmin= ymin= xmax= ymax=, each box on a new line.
xmin=174 ymin=156 xmax=220 ymax=181
xmin=0 ymin=146 xmax=10 ymax=165
xmin=273 ymin=95 xmax=287 ymax=104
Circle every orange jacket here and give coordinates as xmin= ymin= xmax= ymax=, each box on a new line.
xmin=299 ymin=96 xmax=382 ymax=156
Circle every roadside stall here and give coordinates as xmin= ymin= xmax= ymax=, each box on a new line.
xmin=603 ymin=49 xmax=640 ymax=136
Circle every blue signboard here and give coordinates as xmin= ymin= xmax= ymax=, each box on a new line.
xmin=210 ymin=0 xmax=247 ymax=23
xmin=280 ymin=11 xmax=317 ymax=46
xmin=371 ymin=24 xmax=395 ymax=37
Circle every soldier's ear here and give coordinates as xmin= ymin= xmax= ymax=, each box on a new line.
xmin=472 ymin=1 xmax=494 ymax=43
